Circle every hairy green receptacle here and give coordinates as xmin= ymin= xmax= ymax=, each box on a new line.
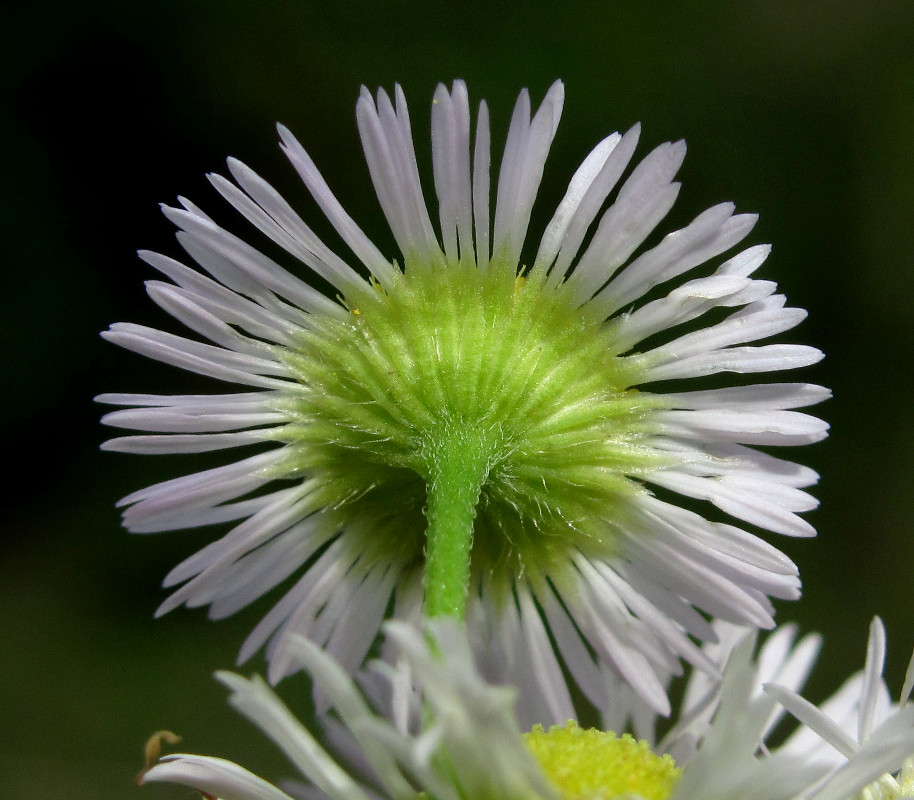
xmin=273 ymin=258 xmax=671 ymax=617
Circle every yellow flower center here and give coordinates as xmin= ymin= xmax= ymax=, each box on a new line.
xmin=857 ymin=756 xmax=914 ymax=800
xmin=524 ymin=721 xmax=680 ymax=800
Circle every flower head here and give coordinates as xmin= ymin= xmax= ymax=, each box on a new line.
xmin=139 ymin=619 xmax=914 ymax=800
xmin=99 ymin=80 xmax=827 ymax=713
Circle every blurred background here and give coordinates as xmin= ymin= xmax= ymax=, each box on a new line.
xmin=3 ymin=0 xmax=914 ymax=797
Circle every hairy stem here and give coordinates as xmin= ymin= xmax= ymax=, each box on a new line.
xmin=422 ymin=424 xmax=497 ymax=619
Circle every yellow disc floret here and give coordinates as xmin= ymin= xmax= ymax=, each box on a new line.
xmin=857 ymin=756 xmax=914 ymax=800
xmin=524 ymin=721 xmax=680 ymax=800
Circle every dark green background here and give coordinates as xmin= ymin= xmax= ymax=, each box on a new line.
xmin=3 ymin=1 xmax=913 ymax=797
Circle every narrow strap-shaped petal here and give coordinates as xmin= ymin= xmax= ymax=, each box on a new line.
xmin=568 ymin=140 xmax=685 ymax=303
xmin=591 ymin=203 xmax=758 ymax=315
xmin=595 ymin=560 xmax=722 ymax=677
xmin=101 ymin=430 xmax=274 ymax=454
xmin=284 ymin=634 xmax=415 ymax=800
xmin=96 ymin=391 xmax=276 ymax=409
xmin=570 ymin=564 xmax=672 ymax=716
xmin=541 ymin=124 xmax=642 ymax=286
xmin=139 ymin=249 xmax=311 ymax=337
xmin=145 ymin=281 xmax=285 ymax=356
xmin=640 ymin=495 xmax=800 ymax=574
xmin=644 ymin=299 xmax=807 ymax=367
xmin=116 ymin=448 xmax=285 ymax=511
xmin=209 ymin=161 xmax=367 ymax=295
xmin=356 ymin=86 xmax=442 ymax=264
xmin=162 ymin=204 xmax=345 ymax=318
xmin=902 ymin=648 xmax=914 ymax=705
xmin=238 ymin=538 xmax=353 ymax=665
xmin=217 ymin=672 xmax=372 ymax=800
xmin=517 ymin=587 xmax=575 ymax=723
xmin=142 ymin=754 xmax=298 ymax=800
xmin=157 ymin=485 xmax=316 ymax=598
xmin=472 ymin=100 xmax=491 ymax=270
xmin=763 ymin=683 xmax=860 ymax=758
xmin=654 ymin=407 xmax=830 ymax=445
xmin=618 ymin=518 xmax=778 ymax=627
xmin=666 ymin=383 xmax=831 ymax=411
xmin=207 ymin=519 xmax=338 ymax=619
xmin=431 ymin=81 xmax=474 ymax=263
xmin=102 ymin=323 xmax=293 ymax=388
xmin=640 ymin=343 xmax=824 ymax=381
xmin=859 ymin=616 xmax=887 ymax=743
xmin=278 ymin=123 xmax=399 ymax=288
xmin=648 ymin=470 xmax=816 ymax=537
xmin=539 ymin=584 xmax=610 ymax=710
xmin=536 ymin=132 xmax=622 ymax=271
xmin=492 ymin=81 xmax=564 ymax=268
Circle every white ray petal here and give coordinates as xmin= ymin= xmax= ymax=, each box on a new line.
xmin=218 ymin=672 xmax=372 ymax=800
xmin=143 ymin=755 xmax=298 ymax=800
xmin=472 ymin=100 xmax=491 ymax=270
xmin=493 ymin=81 xmax=564 ymax=267
xmin=569 ymin=139 xmax=686 ymax=302
xmin=593 ymin=203 xmax=758 ymax=315
xmin=278 ymin=124 xmax=399 ymax=287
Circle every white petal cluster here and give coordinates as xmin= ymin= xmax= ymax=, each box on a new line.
xmin=143 ymin=621 xmax=553 ymax=800
xmin=142 ymin=619 xmax=914 ymax=800
xmin=768 ymin=618 xmax=914 ymax=800
xmin=668 ymin=618 xmax=914 ymax=800
xmin=100 ymin=80 xmax=827 ymax=713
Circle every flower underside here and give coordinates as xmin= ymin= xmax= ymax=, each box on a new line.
xmin=101 ymin=80 xmax=829 ymax=707
xmin=272 ymin=256 xmax=671 ymax=598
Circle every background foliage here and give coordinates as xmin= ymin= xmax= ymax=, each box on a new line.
xmin=3 ymin=1 xmax=913 ymax=797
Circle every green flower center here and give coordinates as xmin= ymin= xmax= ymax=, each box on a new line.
xmin=525 ymin=721 xmax=680 ymax=800
xmin=275 ymin=258 xmax=671 ymax=611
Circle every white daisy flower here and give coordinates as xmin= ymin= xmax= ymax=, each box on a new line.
xmin=139 ymin=619 xmax=914 ymax=800
xmin=98 ymin=80 xmax=827 ymax=714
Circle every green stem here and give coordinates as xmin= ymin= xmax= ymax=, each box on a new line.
xmin=422 ymin=424 xmax=495 ymax=619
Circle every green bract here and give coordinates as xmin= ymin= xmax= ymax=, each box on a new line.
xmin=276 ymin=258 xmax=671 ymax=614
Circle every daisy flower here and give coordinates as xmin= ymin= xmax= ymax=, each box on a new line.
xmin=98 ymin=80 xmax=827 ymax=713
xmin=139 ymin=619 xmax=914 ymax=800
